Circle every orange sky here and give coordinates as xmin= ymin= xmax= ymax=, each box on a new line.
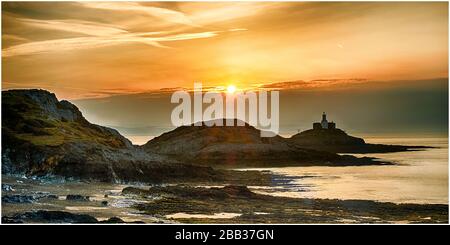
xmin=2 ymin=2 xmax=448 ymax=99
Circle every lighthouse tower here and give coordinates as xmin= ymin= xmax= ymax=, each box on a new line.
xmin=321 ymin=112 xmax=329 ymax=129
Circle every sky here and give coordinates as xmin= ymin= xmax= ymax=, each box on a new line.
xmin=72 ymin=78 xmax=448 ymax=139
xmin=1 ymin=2 xmax=448 ymax=140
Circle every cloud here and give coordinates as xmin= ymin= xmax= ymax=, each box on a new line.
xmin=1 ymin=29 xmax=230 ymax=57
xmin=228 ymin=28 xmax=248 ymax=32
xmin=78 ymin=2 xmax=196 ymax=26
xmin=2 ymin=34 xmax=30 ymax=48
xmin=2 ymin=37 xmax=107 ymax=57
xmin=260 ymin=79 xmax=369 ymax=90
xmin=184 ymin=2 xmax=277 ymax=26
xmin=151 ymin=31 xmax=219 ymax=42
xmin=2 ymin=14 xmax=247 ymax=58
xmin=260 ymin=81 xmax=309 ymax=90
xmin=2 ymin=34 xmax=29 ymax=42
xmin=1 ymin=2 xmax=253 ymax=58
xmin=17 ymin=18 xmax=128 ymax=36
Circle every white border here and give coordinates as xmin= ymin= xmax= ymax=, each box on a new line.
xmin=0 ymin=0 xmax=448 ymax=226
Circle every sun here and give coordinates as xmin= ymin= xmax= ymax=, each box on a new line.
xmin=227 ymin=85 xmax=237 ymax=94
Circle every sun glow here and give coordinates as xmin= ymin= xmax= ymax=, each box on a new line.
xmin=227 ymin=85 xmax=237 ymax=94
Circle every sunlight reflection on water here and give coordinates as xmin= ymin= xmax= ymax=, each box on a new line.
xmin=247 ymin=137 xmax=448 ymax=204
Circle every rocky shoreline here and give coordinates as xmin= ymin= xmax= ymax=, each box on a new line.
xmin=123 ymin=185 xmax=448 ymax=224
xmin=3 ymin=183 xmax=447 ymax=224
xmin=2 ymin=210 xmax=145 ymax=224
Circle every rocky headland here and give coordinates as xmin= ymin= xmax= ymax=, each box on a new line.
xmin=142 ymin=120 xmax=386 ymax=167
xmin=289 ymin=128 xmax=431 ymax=153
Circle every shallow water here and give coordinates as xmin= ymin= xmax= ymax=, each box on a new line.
xmin=250 ymin=137 xmax=448 ymax=204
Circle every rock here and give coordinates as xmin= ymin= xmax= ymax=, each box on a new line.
xmin=123 ymin=185 xmax=257 ymax=200
xmin=98 ymin=217 xmax=145 ymax=224
xmin=291 ymin=128 xmax=365 ymax=145
xmin=66 ymin=194 xmax=90 ymax=201
xmin=101 ymin=200 xmax=108 ymax=206
xmin=289 ymin=128 xmax=431 ymax=153
xmin=46 ymin=195 xmax=59 ymax=199
xmin=2 ymin=193 xmax=60 ymax=203
xmin=99 ymin=217 xmax=125 ymax=223
xmin=221 ymin=185 xmax=254 ymax=198
xmin=2 ymin=210 xmax=147 ymax=224
xmin=2 ymin=210 xmax=149 ymax=224
xmin=1 ymin=217 xmax=23 ymax=223
xmin=2 ymin=184 xmax=14 ymax=192
xmin=2 ymin=210 xmax=98 ymax=223
xmin=2 ymin=195 xmax=36 ymax=203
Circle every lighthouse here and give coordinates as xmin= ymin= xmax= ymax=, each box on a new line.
xmin=321 ymin=112 xmax=328 ymax=129
xmin=313 ymin=112 xmax=336 ymax=130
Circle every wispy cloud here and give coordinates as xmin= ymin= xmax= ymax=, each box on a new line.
xmin=2 ymin=4 xmax=251 ymax=58
xmin=17 ymin=18 xmax=128 ymax=36
xmin=2 ymin=14 xmax=246 ymax=58
xmin=184 ymin=2 xmax=277 ymax=26
xmin=78 ymin=2 xmax=196 ymax=26
xmin=2 ymin=30 xmax=225 ymax=57
xmin=2 ymin=34 xmax=29 ymax=42
xmin=260 ymin=79 xmax=370 ymax=90
xmin=151 ymin=31 xmax=219 ymax=42
xmin=2 ymin=2 xmax=255 ymax=58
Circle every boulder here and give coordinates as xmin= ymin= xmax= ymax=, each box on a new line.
xmin=66 ymin=194 xmax=90 ymax=201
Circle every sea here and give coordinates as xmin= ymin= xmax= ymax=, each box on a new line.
xmin=126 ymin=135 xmax=448 ymax=204
xmin=248 ymin=136 xmax=449 ymax=204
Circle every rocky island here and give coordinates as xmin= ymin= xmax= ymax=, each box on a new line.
xmin=289 ymin=113 xmax=431 ymax=153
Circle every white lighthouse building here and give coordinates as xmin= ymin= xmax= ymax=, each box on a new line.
xmin=321 ymin=112 xmax=329 ymax=129
xmin=313 ymin=112 xmax=336 ymax=130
